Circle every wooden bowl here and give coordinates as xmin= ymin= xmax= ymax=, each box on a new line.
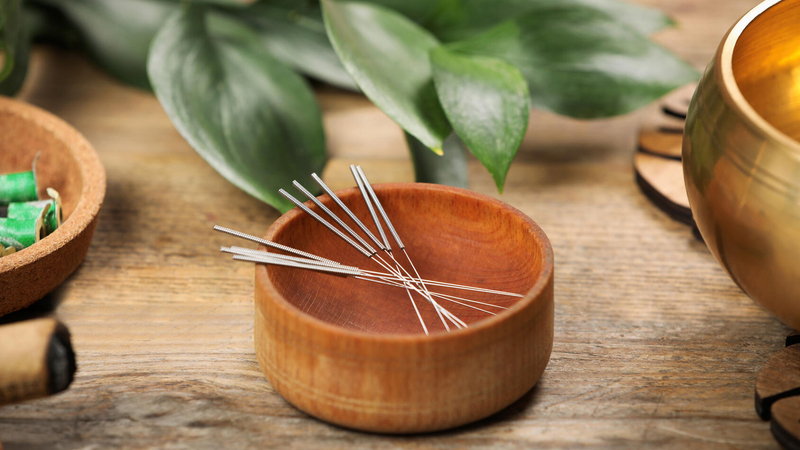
xmin=683 ymin=0 xmax=800 ymax=329
xmin=0 ymin=97 xmax=105 ymax=316
xmin=254 ymin=183 xmax=554 ymax=433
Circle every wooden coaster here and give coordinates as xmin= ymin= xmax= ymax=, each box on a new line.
xmin=634 ymin=83 xmax=696 ymax=228
xmin=638 ymin=129 xmax=683 ymax=159
xmin=634 ymin=153 xmax=693 ymax=225
xmin=662 ymin=83 xmax=696 ymax=119
xmin=756 ymin=334 xmax=800 ymax=450
xmin=640 ymin=107 xmax=686 ymax=133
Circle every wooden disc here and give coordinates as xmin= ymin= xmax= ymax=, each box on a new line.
xmin=787 ymin=331 xmax=800 ymax=347
xmin=756 ymin=345 xmax=800 ymax=419
xmin=640 ymin=107 xmax=686 ymax=134
xmin=638 ymin=130 xmax=683 ymax=159
xmin=633 ymin=84 xmax=694 ymax=226
xmin=662 ymin=83 xmax=696 ymax=119
xmin=633 ymin=152 xmax=693 ymax=224
xmin=755 ymin=338 xmax=800 ymax=449
xmin=772 ymin=396 xmax=800 ymax=450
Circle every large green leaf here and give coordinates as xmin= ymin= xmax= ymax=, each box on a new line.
xmin=322 ymin=0 xmax=451 ymax=153
xmin=431 ymin=46 xmax=528 ymax=192
xmin=447 ymin=5 xmax=699 ymax=118
xmin=47 ymin=0 xmax=175 ymax=89
xmin=363 ymin=0 xmax=443 ymax=24
xmin=233 ymin=2 xmax=357 ymax=91
xmin=427 ymin=0 xmax=674 ymax=42
xmin=148 ymin=6 xmax=326 ymax=212
xmin=0 ymin=0 xmax=30 ymax=95
xmin=407 ymin=132 xmax=468 ymax=188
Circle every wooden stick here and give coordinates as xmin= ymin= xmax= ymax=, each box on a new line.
xmin=0 ymin=318 xmax=76 ymax=406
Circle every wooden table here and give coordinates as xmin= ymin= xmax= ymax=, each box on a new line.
xmin=1 ymin=1 xmax=789 ymax=447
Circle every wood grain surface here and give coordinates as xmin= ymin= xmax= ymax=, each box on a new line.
xmin=0 ymin=0 xmax=791 ymax=448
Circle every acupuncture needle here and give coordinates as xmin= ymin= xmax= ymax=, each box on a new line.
xmin=353 ymin=166 xmax=455 ymax=328
xmin=292 ymin=180 xmax=377 ymax=255
xmin=355 ymin=276 xmax=497 ymax=316
xmin=292 ymin=180 xmax=429 ymax=334
xmin=221 ymin=246 xmax=345 ymax=268
xmin=333 ymin=170 xmax=525 ymax=299
xmin=356 ymin=168 xmax=523 ymax=299
xmin=311 ymin=174 xmax=431 ymax=321
xmin=309 ymin=174 xmax=477 ymax=299
xmin=278 ymin=189 xmax=373 ymax=259
xmin=349 ymin=164 xmax=455 ymax=330
xmin=280 ymin=186 xmax=442 ymax=331
xmin=348 ymin=165 xmax=455 ymax=331
xmin=217 ymin=224 xmax=521 ymax=298
xmin=313 ymin=174 xmax=440 ymax=327
xmin=231 ymin=254 xmax=360 ymax=276
xmin=292 ymin=180 xmax=398 ymax=274
xmin=356 ymin=276 xmax=504 ymax=314
xmin=224 ymin=246 xmax=505 ymax=311
xmin=213 ymin=225 xmax=339 ymax=265
xmin=349 ymin=164 xmax=448 ymax=329
xmin=217 ymin=233 xmax=497 ymax=334
xmin=312 ymin=173 xmax=385 ymax=251
xmin=355 ymin=165 xmax=427 ymax=286
xmin=279 ymin=187 xmax=436 ymax=311
xmin=280 ymin=187 xmax=406 ymax=278
xmin=227 ymin=247 xmax=467 ymax=327
xmin=231 ymin=252 xmax=493 ymax=322
xmin=350 ymin=166 xmax=391 ymax=251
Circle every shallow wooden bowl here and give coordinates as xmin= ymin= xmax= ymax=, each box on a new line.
xmin=0 ymin=97 xmax=105 ymax=316
xmin=254 ymin=183 xmax=554 ymax=433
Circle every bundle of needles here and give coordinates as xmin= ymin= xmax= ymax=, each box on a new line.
xmin=216 ymin=166 xmax=522 ymax=335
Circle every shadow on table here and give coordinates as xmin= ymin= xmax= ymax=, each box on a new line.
xmin=323 ymin=383 xmax=542 ymax=438
xmin=0 ymin=273 xmax=72 ymax=325
xmin=430 ymin=384 xmax=542 ymax=436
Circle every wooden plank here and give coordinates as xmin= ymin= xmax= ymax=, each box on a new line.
xmin=0 ymin=0 xmax=789 ymax=447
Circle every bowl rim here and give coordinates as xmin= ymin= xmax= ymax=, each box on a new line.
xmin=256 ymin=182 xmax=554 ymax=344
xmin=0 ymin=96 xmax=106 ymax=272
xmin=716 ymin=0 xmax=800 ymax=157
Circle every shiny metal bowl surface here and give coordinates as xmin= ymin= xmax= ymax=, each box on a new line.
xmin=683 ymin=0 xmax=800 ymax=328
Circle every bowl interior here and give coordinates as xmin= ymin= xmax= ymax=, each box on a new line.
xmin=732 ymin=0 xmax=800 ymax=142
xmin=266 ymin=185 xmax=547 ymax=335
xmin=0 ymin=110 xmax=82 ymax=220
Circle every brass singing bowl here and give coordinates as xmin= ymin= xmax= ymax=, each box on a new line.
xmin=683 ymin=0 xmax=800 ymax=328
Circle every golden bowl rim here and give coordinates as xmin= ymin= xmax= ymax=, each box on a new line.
xmin=255 ymin=182 xmax=555 ymax=344
xmin=717 ymin=0 xmax=800 ymax=158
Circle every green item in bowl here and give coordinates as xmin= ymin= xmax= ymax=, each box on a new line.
xmin=0 ymin=206 xmax=47 ymax=250
xmin=0 ymin=170 xmax=37 ymax=205
xmin=7 ymin=188 xmax=62 ymax=235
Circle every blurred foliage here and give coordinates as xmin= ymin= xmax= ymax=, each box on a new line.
xmin=6 ymin=0 xmax=698 ymax=211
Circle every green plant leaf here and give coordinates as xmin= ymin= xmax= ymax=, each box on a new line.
xmin=232 ymin=2 xmax=357 ymax=91
xmin=322 ymin=0 xmax=451 ymax=152
xmin=193 ymin=0 xmax=256 ymax=6
xmin=0 ymin=0 xmax=30 ymax=95
xmin=46 ymin=0 xmax=176 ymax=90
xmin=430 ymin=46 xmax=528 ymax=192
xmin=428 ymin=0 xmax=674 ymax=42
xmin=148 ymin=6 xmax=326 ymax=212
xmin=363 ymin=0 xmax=443 ymax=24
xmin=407 ymin=132 xmax=468 ymax=188
xmin=447 ymin=5 xmax=699 ymax=118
